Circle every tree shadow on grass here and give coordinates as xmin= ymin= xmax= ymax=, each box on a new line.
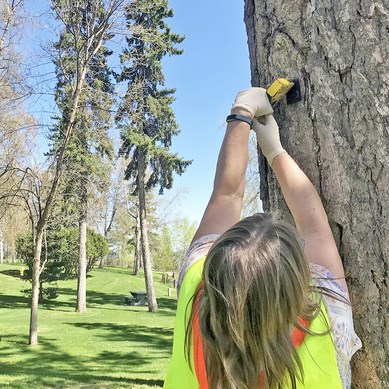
xmin=66 ymin=321 xmax=173 ymax=351
xmin=0 ymin=293 xmax=30 ymax=308
xmin=126 ymin=377 xmax=164 ymax=386
xmin=40 ymin=287 xmax=124 ymax=312
xmin=0 ymin=287 xmax=174 ymax=387
xmin=94 ymin=267 xmax=135 ymax=276
xmin=41 ymin=288 xmax=178 ymax=317
xmin=0 ymin=269 xmax=23 ymax=278
xmin=123 ymin=299 xmax=177 ymax=318
xmin=0 ymin=334 xmax=28 ymax=346
xmin=156 ymin=298 xmax=177 ymax=311
xmin=56 ymin=287 xmax=126 ymax=307
xmin=0 ymin=336 xmax=164 ymax=388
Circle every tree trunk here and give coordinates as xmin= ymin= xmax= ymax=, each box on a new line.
xmin=11 ymin=241 xmax=16 ymax=263
xmin=244 ymin=1 xmax=389 ymax=387
xmin=133 ymin=214 xmax=141 ymax=275
xmin=138 ymin=147 xmax=158 ymax=312
xmin=76 ymin=188 xmax=87 ymax=313
xmin=27 ymin=57 xmax=87 ymax=344
xmin=29 ymin=230 xmax=43 ymax=345
xmin=100 ymin=201 xmax=116 ymax=268
xmin=39 ymin=280 xmax=44 ymax=302
xmin=0 ymin=229 xmax=3 ymax=264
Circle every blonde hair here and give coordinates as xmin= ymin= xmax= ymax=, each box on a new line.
xmin=186 ymin=213 xmax=339 ymax=389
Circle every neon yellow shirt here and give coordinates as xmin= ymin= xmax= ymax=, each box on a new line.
xmin=164 ymin=257 xmax=342 ymax=389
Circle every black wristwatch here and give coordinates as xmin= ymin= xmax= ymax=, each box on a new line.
xmin=226 ymin=114 xmax=253 ymax=127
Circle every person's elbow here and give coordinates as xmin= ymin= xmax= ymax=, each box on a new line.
xmin=298 ymin=208 xmax=331 ymax=239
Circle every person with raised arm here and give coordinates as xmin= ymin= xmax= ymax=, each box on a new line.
xmin=164 ymin=88 xmax=361 ymax=389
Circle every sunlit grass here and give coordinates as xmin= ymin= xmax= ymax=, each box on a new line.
xmin=0 ymin=263 xmax=177 ymax=388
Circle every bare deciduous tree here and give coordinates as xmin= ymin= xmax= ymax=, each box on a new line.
xmin=28 ymin=0 xmax=125 ymax=345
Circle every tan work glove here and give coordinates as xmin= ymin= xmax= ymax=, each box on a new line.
xmin=231 ymin=87 xmax=273 ymax=118
xmin=252 ymin=115 xmax=285 ymax=166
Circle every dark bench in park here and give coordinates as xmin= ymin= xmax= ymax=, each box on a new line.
xmin=124 ymin=291 xmax=148 ymax=306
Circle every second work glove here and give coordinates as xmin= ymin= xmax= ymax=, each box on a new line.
xmin=252 ymin=115 xmax=285 ymax=166
xmin=231 ymin=87 xmax=273 ymax=118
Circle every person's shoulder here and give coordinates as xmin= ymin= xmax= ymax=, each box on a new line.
xmin=187 ymin=234 xmax=221 ymax=258
xmin=177 ymin=234 xmax=220 ymax=294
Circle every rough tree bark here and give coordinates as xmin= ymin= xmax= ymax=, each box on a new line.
xmin=244 ymin=1 xmax=388 ymax=388
xmin=138 ymin=147 xmax=158 ymax=312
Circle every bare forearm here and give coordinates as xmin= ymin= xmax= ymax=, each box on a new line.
xmin=212 ymin=110 xmax=251 ymax=198
xmin=271 ymin=152 xmax=329 ymax=238
xmin=191 ymin=112 xmax=251 ymax=242
xmin=192 ymin=88 xmax=272 ymax=241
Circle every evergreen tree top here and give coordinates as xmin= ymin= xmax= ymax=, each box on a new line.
xmin=117 ymin=0 xmax=191 ymax=194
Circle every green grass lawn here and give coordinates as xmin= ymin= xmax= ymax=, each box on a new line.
xmin=0 ymin=263 xmax=177 ymax=389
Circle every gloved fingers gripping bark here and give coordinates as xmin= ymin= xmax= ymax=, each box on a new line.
xmin=231 ymin=87 xmax=273 ymax=118
xmin=252 ymin=114 xmax=285 ymax=166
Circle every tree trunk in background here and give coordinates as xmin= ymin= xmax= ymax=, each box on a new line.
xmin=133 ymin=214 xmax=141 ymax=275
xmin=12 ymin=241 xmax=16 ymax=263
xmin=244 ymin=1 xmax=388 ymax=387
xmin=100 ymin=200 xmax=117 ymax=268
xmin=138 ymin=147 xmax=158 ymax=312
xmin=76 ymin=188 xmax=87 ymax=313
xmin=29 ymin=230 xmax=43 ymax=345
xmin=0 ymin=229 xmax=3 ymax=263
xmin=98 ymin=254 xmax=106 ymax=268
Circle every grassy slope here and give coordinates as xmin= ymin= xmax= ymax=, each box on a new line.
xmin=0 ymin=264 xmax=177 ymax=389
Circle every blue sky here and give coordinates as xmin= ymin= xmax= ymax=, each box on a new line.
xmin=161 ymin=1 xmax=251 ymax=223
xmin=26 ymin=1 xmax=251 ymax=225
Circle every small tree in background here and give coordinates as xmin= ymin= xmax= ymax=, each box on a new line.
xmin=152 ymin=217 xmax=197 ymax=271
xmin=170 ymin=217 xmax=197 ymax=268
xmin=153 ymin=226 xmax=174 ymax=271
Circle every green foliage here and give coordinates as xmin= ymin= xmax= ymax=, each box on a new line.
xmin=87 ymin=228 xmax=109 ymax=266
xmin=16 ymin=228 xmax=109 ymax=281
xmin=49 ymin=228 xmax=79 ymax=278
xmin=49 ymin=0 xmax=115 ymax=218
xmin=116 ymin=0 xmax=191 ymax=194
xmin=153 ymin=226 xmax=174 ymax=271
xmin=15 ymin=234 xmax=34 ymax=265
xmin=16 ymin=233 xmax=65 ymax=301
xmin=170 ymin=217 xmax=197 ymax=264
xmin=152 ymin=217 xmax=197 ymax=271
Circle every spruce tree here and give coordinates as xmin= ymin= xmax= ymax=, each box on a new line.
xmin=116 ymin=0 xmax=191 ymax=312
xmin=51 ymin=1 xmax=114 ymax=313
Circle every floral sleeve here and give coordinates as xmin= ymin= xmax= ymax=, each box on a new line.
xmin=310 ymin=263 xmax=362 ymax=389
xmin=177 ymin=234 xmax=220 ymax=296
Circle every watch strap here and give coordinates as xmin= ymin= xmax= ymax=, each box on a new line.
xmin=226 ymin=114 xmax=253 ymax=127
